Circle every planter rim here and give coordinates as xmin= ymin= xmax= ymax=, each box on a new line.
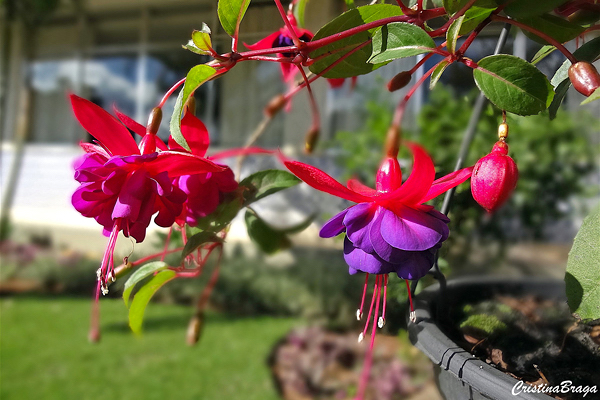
xmin=408 ymin=276 xmax=564 ymax=400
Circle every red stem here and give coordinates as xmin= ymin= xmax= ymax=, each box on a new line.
xmin=158 ymin=78 xmax=186 ymax=108
xmin=274 ymin=0 xmax=300 ymax=46
xmin=490 ymin=15 xmax=577 ymax=63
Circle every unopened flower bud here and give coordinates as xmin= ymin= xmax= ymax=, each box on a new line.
xmin=185 ymin=97 xmax=197 ymax=116
xmin=471 ymin=141 xmax=518 ymax=213
xmin=186 ymin=313 xmax=204 ymax=346
xmin=387 ymin=71 xmax=412 ymax=92
xmin=146 ymin=107 xmax=162 ymax=135
xmin=265 ymin=95 xmax=288 ymax=117
xmin=304 ymin=127 xmax=319 ymax=154
xmin=568 ymin=61 xmax=600 ymax=97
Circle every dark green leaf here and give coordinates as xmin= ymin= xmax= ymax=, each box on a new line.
xmin=169 ymin=64 xmax=217 ymax=150
xmin=245 ymin=210 xmax=291 ymax=254
xmin=369 ymin=22 xmax=435 ymax=64
xmin=548 ymin=79 xmax=570 ymax=120
xmin=308 ymin=4 xmax=404 ymax=78
xmin=240 ymin=169 xmax=301 ymax=206
xmin=278 ymin=214 xmax=316 ymax=234
xmin=294 ymin=0 xmax=310 ymax=27
xmin=502 ymin=0 xmax=569 ymax=18
xmin=517 ymin=14 xmax=585 ymax=45
xmin=217 ymin=0 xmax=252 ymax=37
xmin=128 ymin=270 xmax=177 ymax=334
xmin=565 ymin=208 xmax=600 ymax=320
xmin=430 ymin=59 xmax=450 ymax=89
xmin=531 ymin=45 xmax=556 ymax=65
xmin=446 ymin=16 xmax=463 ymax=54
xmin=473 ymin=54 xmax=554 ymax=115
xmin=123 ymin=261 xmax=169 ymax=307
xmin=180 ymin=231 xmax=223 ymax=262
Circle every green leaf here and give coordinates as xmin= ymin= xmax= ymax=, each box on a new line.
xmin=308 ymin=4 xmax=404 ymax=78
xmin=581 ymin=87 xmax=600 ymax=105
xmin=123 ymin=261 xmax=169 ymax=307
xmin=240 ymin=169 xmax=301 ymax=206
xmin=180 ymin=231 xmax=223 ymax=262
xmin=128 ymin=270 xmax=177 ymax=334
xmin=446 ymin=16 xmax=463 ymax=54
xmin=169 ymin=64 xmax=217 ymax=151
xmin=217 ymin=0 xmax=251 ymax=37
xmin=517 ymin=14 xmax=585 ymax=45
xmin=473 ymin=54 xmax=554 ymax=115
xmin=344 ymin=0 xmax=356 ymax=8
xmin=565 ymin=208 xmax=600 ymax=320
xmin=191 ymin=23 xmax=213 ymax=54
xmin=531 ymin=45 xmax=556 ymax=65
xmin=430 ymin=59 xmax=450 ymax=89
xmin=458 ymin=1 xmax=496 ymax=35
xmin=245 ymin=210 xmax=291 ymax=254
xmin=294 ymin=0 xmax=310 ymax=28
xmin=548 ymin=79 xmax=570 ymax=120
xmin=502 ymin=0 xmax=569 ymax=18
xmin=278 ymin=214 xmax=315 ymax=235
xmin=369 ymin=22 xmax=435 ymax=64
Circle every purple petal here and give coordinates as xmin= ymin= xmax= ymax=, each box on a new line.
xmin=343 ymin=237 xmax=395 ymax=275
xmin=343 ymin=203 xmax=376 ymax=253
xmin=393 ymin=249 xmax=436 ymax=280
xmin=380 ymin=206 xmax=446 ymax=251
xmin=369 ymin=208 xmax=410 ymax=263
xmin=319 ymin=209 xmax=349 ymax=238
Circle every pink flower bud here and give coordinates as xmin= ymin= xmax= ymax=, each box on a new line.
xmin=471 ymin=141 xmax=518 ymax=213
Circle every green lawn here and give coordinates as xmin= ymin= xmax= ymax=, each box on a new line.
xmin=1 ymin=296 xmax=299 ymax=400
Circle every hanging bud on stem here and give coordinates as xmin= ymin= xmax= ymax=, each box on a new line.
xmin=387 ymin=71 xmax=412 ymax=92
xmin=264 ymin=94 xmax=288 ymax=117
xmin=146 ymin=107 xmax=163 ymax=135
xmin=471 ymin=140 xmax=518 ymax=213
xmin=304 ymin=126 xmax=320 ymax=154
xmin=568 ymin=61 xmax=600 ymax=97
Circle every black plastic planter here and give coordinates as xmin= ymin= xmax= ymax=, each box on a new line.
xmin=408 ymin=277 xmax=564 ymax=400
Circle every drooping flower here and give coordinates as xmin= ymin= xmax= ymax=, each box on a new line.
xmin=114 ymin=107 xmax=239 ymax=227
xmin=245 ymin=13 xmax=314 ymax=83
xmin=70 ymin=94 xmax=225 ymax=294
xmin=283 ymin=143 xmax=472 ymax=334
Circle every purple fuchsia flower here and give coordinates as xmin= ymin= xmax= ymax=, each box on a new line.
xmin=283 ymin=143 xmax=473 ymax=337
xmin=70 ymin=94 xmax=226 ymax=295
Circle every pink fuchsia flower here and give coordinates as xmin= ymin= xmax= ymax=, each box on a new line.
xmin=70 ymin=94 xmax=225 ymax=294
xmin=283 ymin=143 xmax=472 ymax=333
xmin=245 ymin=13 xmax=314 ymax=83
xmin=115 ymin=107 xmax=238 ymax=227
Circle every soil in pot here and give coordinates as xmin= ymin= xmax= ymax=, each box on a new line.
xmin=441 ymin=294 xmax=600 ymax=400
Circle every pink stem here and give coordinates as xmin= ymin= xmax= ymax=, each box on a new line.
xmin=274 ymin=0 xmax=300 ymax=45
xmin=358 ymin=273 xmax=370 ymax=319
xmin=362 ymin=275 xmax=379 ymax=337
xmin=356 ymin=275 xmax=382 ymax=400
xmin=158 ymin=78 xmax=186 ymax=108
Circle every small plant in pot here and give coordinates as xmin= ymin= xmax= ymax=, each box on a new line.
xmin=61 ymin=0 xmax=600 ymax=398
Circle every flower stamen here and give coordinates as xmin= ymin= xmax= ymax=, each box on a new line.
xmin=356 ymin=273 xmax=369 ymax=321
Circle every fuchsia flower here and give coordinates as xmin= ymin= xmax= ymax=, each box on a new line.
xmin=246 ymin=13 xmax=314 ymax=83
xmin=283 ymin=143 xmax=472 ymax=334
xmin=70 ymin=95 xmax=226 ymax=294
xmin=114 ymin=107 xmax=238 ymax=227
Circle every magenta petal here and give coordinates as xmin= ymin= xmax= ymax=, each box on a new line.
xmin=180 ymin=112 xmax=210 ymax=157
xmin=320 ymin=209 xmax=349 ymax=238
xmin=114 ymin=107 xmax=146 ymax=137
xmin=343 ymin=203 xmax=375 ymax=253
xmin=70 ymin=94 xmax=139 ymax=156
xmin=244 ymin=31 xmax=282 ymax=50
xmin=112 ymin=169 xmax=149 ymax=221
xmin=422 ymin=166 xmax=473 ymax=203
xmin=379 ymin=207 xmax=443 ymax=251
xmin=146 ymin=151 xmax=225 ymax=177
xmin=343 ymin=237 xmax=394 ymax=275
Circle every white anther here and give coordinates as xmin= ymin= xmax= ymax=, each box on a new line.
xmin=101 ymin=284 xmax=109 ymax=296
xmin=378 ymin=317 xmax=385 ymax=328
xmin=409 ymin=311 xmax=416 ymax=323
xmin=356 ymin=309 xmax=362 ymax=321
xmin=108 ymin=271 xmax=115 ymax=282
xmin=358 ymin=332 xmax=364 ymax=343
xmin=96 ymin=268 xmax=102 ymax=279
